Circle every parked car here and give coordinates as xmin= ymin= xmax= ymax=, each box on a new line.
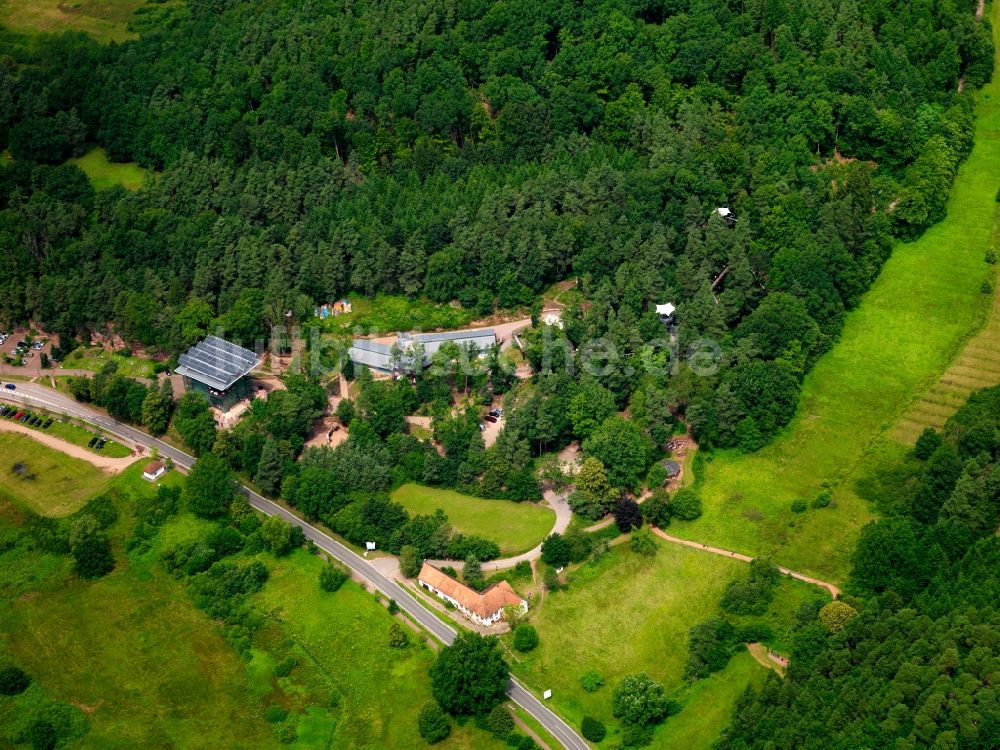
xmin=484 ymin=415 xmax=498 ymax=423
xmin=42 ymin=419 xmax=53 ymax=429
xmin=479 ymin=423 xmax=487 ymax=431
xmin=19 ymin=414 xmax=30 ymax=423
xmin=11 ymin=411 xmax=23 ymax=420
xmin=3 ymin=383 xmax=15 ymax=390
xmin=31 ymin=342 xmax=43 ymax=350
xmin=88 ymin=436 xmax=98 ymax=447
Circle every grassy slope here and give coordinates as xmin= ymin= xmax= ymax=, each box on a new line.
xmin=0 ymin=0 xmax=144 ymax=43
xmin=509 ymin=543 xmax=746 ymax=742
xmin=67 ymin=148 xmax=147 ymax=191
xmin=0 ymin=469 xmax=279 ymax=750
xmin=60 ymin=347 xmax=156 ymax=378
xmin=253 ymin=550 xmax=506 ymax=750
xmin=0 ymin=432 xmax=111 ymax=516
xmin=391 ymin=483 xmax=555 ymax=556
xmin=0 ymin=455 xmax=503 ymax=750
xmin=676 ymin=11 xmax=1000 ymax=582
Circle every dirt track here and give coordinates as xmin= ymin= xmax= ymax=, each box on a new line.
xmin=0 ymin=418 xmax=138 ymax=473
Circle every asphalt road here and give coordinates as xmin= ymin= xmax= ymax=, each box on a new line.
xmin=0 ymin=381 xmax=589 ymax=750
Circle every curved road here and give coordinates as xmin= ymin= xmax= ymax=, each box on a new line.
xmin=0 ymin=382 xmax=588 ymax=750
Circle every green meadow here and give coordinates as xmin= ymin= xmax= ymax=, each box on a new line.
xmin=67 ymin=147 xmax=147 ymax=191
xmin=391 ymin=483 xmax=555 ymax=556
xmin=0 ymin=432 xmax=112 ymax=516
xmin=0 ymin=449 xmax=504 ymax=750
xmin=676 ymin=8 xmax=1000 ymax=583
xmin=0 ymin=0 xmax=145 ymax=43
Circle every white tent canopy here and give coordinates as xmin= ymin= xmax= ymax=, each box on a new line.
xmin=655 ymin=303 xmax=676 ymax=317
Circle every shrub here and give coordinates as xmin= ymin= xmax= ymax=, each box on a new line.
xmin=487 ymin=704 xmax=515 ymax=738
xmin=611 ymin=673 xmax=671 ymax=727
xmin=418 ymin=702 xmax=451 ymax=744
xmin=265 ymin=706 xmax=289 ymax=724
xmin=620 ymin=723 xmax=654 ymax=748
xmin=388 ymin=622 xmax=410 ymax=649
xmin=982 ymin=279 xmax=993 ymax=295
xmin=512 ymin=624 xmax=538 ymax=652
xmin=580 ymin=669 xmax=604 ymax=692
xmin=581 ymin=716 xmax=607 ymax=743
xmin=273 ymin=657 xmax=298 ymax=678
xmin=629 ymin=527 xmax=658 ymax=557
xmin=819 ymin=600 xmax=859 ymax=633
xmin=275 ymin=723 xmax=297 ymax=744
xmin=645 ymin=462 xmax=668 ymax=489
xmin=206 ymin=525 xmax=246 ymax=556
xmin=543 ymin=567 xmax=561 ymax=592
xmin=986 ymin=248 xmax=998 ymax=263
xmin=811 ymin=491 xmax=832 ymax=509
xmin=0 ymin=665 xmax=30 ymax=696
xmin=26 ymin=720 xmax=57 ymax=750
xmin=790 ymin=498 xmax=808 ymax=513
xmin=319 ymin=561 xmax=349 ymax=592
xmin=670 ymin=489 xmax=702 ymax=520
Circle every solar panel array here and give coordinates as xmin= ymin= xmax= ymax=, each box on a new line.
xmin=175 ymin=335 xmax=260 ymax=390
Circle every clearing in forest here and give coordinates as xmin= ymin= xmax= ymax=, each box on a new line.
xmin=675 ymin=2 xmax=1000 ymax=584
xmin=0 ymin=0 xmax=145 ymax=42
xmin=67 ymin=147 xmax=148 ymax=191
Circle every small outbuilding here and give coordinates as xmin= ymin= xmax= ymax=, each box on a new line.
xmin=716 ymin=207 xmax=736 ymax=226
xmin=143 ymin=461 xmax=166 ymax=482
xmin=662 ymin=460 xmax=681 ymax=479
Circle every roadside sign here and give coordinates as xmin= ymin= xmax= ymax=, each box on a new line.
xmin=366 ymin=541 xmax=376 ymax=551
xmin=543 ymin=690 xmax=552 ymax=700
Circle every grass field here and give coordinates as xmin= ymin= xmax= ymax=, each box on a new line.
xmin=60 ymin=346 xmax=156 ymax=378
xmin=391 ymin=483 xmax=555 ymax=555
xmin=676 ymin=7 xmax=1000 ymax=583
xmin=43 ymin=419 xmax=132 ymax=458
xmin=0 ymin=432 xmax=110 ymax=516
xmin=252 ymin=550 xmax=506 ymax=750
xmin=0 ymin=446 xmax=504 ymax=749
xmin=67 ymin=147 xmax=147 ymax=191
xmin=508 ymin=543 xmax=749 ymax=744
xmin=0 ymin=478 xmax=280 ymax=749
xmin=0 ymin=0 xmax=145 ymax=42
xmin=652 ymin=651 xmax=769 ymax=749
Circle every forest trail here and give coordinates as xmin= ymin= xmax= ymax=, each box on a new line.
xmin=650 ymin=528 xmax=841 ymax=598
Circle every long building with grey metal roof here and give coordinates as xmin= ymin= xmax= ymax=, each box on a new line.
xmin=348 ymin=327 xmax=496 ymax=374
xmin=175 ymin=335 xmax=260 ymax=410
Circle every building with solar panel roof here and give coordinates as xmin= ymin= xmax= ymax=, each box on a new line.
xmin=174 ymin=335 xmax=261 ymax=410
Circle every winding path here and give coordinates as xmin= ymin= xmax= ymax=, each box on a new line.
xmin=0 ymin=381 xmax=590 ymax=750
xmin=651 ymin=528 xmax=841 ymax=598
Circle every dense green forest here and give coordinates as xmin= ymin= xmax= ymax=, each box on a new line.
xmin=0 ymin=0 xmax=993 ymax=448
xmin=716 ymin=386 xmax=1000 ymax=749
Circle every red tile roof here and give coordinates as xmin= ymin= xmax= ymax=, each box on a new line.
xmin=419 ymin=563 xmax=523 ymax=620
